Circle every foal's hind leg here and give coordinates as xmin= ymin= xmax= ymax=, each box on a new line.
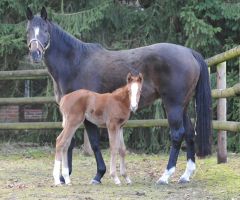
xmin=157 ymin=105 xmax=184 ymax=185
xmin=119 ymin=128 xmax=132 ymax=184
xmin=107 ymin=123 xmax=121 ymax=185
xmin=179 ymin=112 xmax=196 ymax=183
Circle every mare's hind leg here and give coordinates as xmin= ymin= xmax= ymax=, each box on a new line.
xmin=119 ymin=128 xmax=132 ymax=184
xmin=157 ymin=105 xmax=184 ymax=185
xmin=107 ymin=123 xmax=121 ymax=185
xmin=179 ymin=112 xmax=196 ymax=183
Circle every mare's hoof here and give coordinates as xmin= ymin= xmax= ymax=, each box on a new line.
xmin=90 ymin=179 xmax=101 ymax=185
xmin=178 ymin=177 xmax=190 ymax=184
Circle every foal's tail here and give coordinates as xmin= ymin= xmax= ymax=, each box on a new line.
xmin=192 ymin=50 xmax=212 ymax=157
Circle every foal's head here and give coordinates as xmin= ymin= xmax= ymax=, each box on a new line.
xmin=26 ymin=7 xmax=50 ymax=63
xmin=126 ymin=73 xmax=143 ymax=112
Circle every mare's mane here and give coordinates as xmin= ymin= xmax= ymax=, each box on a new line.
xmin=48 ymin=20 xmax=104 ymax=53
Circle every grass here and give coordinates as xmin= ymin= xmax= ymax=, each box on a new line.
xmin=0 ymin=143 xmax=240 ymax=200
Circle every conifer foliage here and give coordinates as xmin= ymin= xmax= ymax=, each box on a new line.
xmin=0 ymin=0 xmax=239 ymax=151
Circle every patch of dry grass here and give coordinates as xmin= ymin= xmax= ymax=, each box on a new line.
xmin=0 ymin=143 xmax=240 ymax=200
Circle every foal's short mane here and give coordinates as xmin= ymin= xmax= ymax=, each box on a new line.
xmin=48 ymin=20 xmax=103 ymax=53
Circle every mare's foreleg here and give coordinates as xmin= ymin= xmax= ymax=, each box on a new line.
xmin=157 ymin=106 xmax=184 ymax=184
xmin=84 ymin=120 xmax=106 ymax=184
xmin=179 ymin=113 xmax=196 ymax=183
xmin=108 ymin=124 xmax=121 ymax=185
xmin=119 ymin=128 xmax=131 ymax=184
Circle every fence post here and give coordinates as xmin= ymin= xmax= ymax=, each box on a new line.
xmin=217 ymin=61 xmax=227 ymax=163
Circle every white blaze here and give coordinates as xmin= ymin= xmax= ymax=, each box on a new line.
xmin=130 ymin=83 xmax=138 ymax=109
xmin=34 ymin=27 xmax=40 ymax=48
xmin=34 ymin=27 xmax=39 ymax=38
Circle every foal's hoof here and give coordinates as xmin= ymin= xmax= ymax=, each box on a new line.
xmin=178 ymin=177 xmax=190 ymax=184
xmin=54 ymin=183 xmax=63 ymax=187
xmin=90 ymin=179 xmax=101 ymax=185
xmin=125 ymin=177 xmax=132 ymax=185
xmin=156 ymin=179 xmax=168 ymax=185
xmin=114 ymin=180 xmax=121 ymax=185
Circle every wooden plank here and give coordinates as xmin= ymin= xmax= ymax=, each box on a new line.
xmin=0 ymin=45 xmax=239 ymax=81
xmin=0 ymin=97 xmax=56 ymax=105
xmin=212 ymin=83 xmax=240 ymax=98
xmin=0 ymin=120 xmax=239 ymax=132
xmin=0 ymin=83 xmax=239 ymax=106
xmin=206 ymin=45 xmax=240 ymax=67
xmin=0 ymin=69 xmax=48 ymax=80
xmin=216 ymin=62 xmax=227 ymax=163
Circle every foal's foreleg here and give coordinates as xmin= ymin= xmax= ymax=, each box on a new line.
xmin=53 ymin=130 xmax=64 ymax=185
xmin=61 ymin=124 xmax=80 ymax=185
xmin=157 ymin=106 xmax=184 ymax=185
xmin=108 ymin=124 xmax=121 ymax=185
xmin=179 ymin=113 xmax=196 ymax=183
xmin=119 ymin=128 xmax=131 ymax=184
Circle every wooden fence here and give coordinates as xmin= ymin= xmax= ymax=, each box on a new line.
xmin=0 ymin=46 xmax=240 ymax=162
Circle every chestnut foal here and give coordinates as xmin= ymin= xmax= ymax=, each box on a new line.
xmin=53 ymin=73 xmax=143 ymax=186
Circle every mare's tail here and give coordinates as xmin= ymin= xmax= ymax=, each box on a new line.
xmin=192 ymin=50 xmax=212 ymax=157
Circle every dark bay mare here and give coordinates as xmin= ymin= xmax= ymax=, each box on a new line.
xmin=26 ymin=7 xmax=212 ymax=185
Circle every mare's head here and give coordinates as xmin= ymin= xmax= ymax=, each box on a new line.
xmin=126 ymin=73 xmax=143 ymax=112
xmin=26 ymin=7 xmax=50 ymax=63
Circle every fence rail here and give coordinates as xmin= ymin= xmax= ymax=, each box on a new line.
xmin=0 ymin=69 xmax=48 ymax=80
xmin=0 ymin=82 xmax=239 ymax=105
xmin=0 ymin=119 xmax=239 ymax=132
xmin=206 ymin=45 xmax=240 ymax=66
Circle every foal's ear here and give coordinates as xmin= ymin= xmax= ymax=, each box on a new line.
xmin=41 ymin=7 xmax=47 ymax=20
xmin=26 ymin=7 xmax=33 ymax=20
xmin=127 ymin=72 xmax=133 ymax=83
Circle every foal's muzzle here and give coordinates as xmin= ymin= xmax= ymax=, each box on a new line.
xmin=130 ymin=105 xmax=138 ymax=113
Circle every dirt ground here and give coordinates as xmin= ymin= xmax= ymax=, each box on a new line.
xmin=0 ymin=143 xmax=240 ymax=200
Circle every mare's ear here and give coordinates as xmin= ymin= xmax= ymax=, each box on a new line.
xmin=138 ymin=73 xmax=143 ymax=82
xmin=41 ymin=7 xmax=47 ymax=20
xmin=26 ymin=7 xmax=33 ymax=20
xmin=126 ymin=72 xmax=133 ymax=83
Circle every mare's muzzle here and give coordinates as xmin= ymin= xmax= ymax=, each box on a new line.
xmin=30 ymin=49 xmax=42 ymax=63
xmin=28 ymin=37 xmax=50 ymax=63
